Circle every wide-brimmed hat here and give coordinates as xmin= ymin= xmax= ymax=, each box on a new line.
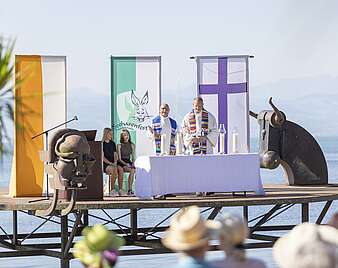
xmin=210 ymin=214 xmax=248 ymax=245
xmin=162 ymin=206 xmax=215 ymax=251
xmin=273 ymin=223 xmax=338 ymax=268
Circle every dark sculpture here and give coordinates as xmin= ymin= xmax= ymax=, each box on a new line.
xmin=250 ymin=98 xmax=328 ymax=185
xmin=36 ymin=129 xmax=95 ymax=216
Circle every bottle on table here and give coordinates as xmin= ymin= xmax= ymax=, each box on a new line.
xmin=219 ymin=124 xmax=226 ymax=154
xmin=232 ymin=127 xmax=239 ymax=153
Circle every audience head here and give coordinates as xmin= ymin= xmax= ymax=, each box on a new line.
xmin=193 ymin=97 xmax=204 ymax=114
xmin=273 ymin=222 xmax=338 ymax=268
xmin=162 ymin=206 xmax=214 ymax=257
xmin=74 ymin=224 xmax=124 ymax=268
xmin=102 ymin=128 xmax=113 ymax=142
xmin=159 ymin=103 xmax=170 ymax=118
xmin=212 ymin=214 xmax=248 ymax=261
xmin=120 ymin=129 xmax=132 ymax=144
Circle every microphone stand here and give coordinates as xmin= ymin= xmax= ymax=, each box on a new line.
xmin=29 ymin=116 xmax=78 ymax=203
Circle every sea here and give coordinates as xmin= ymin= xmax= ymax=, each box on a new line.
xmin=1 ymin=137 xmax=338 ymax=268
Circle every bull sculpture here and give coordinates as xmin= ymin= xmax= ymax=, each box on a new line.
xmin=250 ymin=98 xmax=328 ymax=185
xmin=36 ymin=129 xmax=95 ymax=216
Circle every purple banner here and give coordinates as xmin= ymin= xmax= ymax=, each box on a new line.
xmin=198 ymin=57 xmax=247 ymax=153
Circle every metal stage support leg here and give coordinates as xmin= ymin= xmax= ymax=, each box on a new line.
xmin=130 ymin=209 xmax=138 ymax=241
xmin=316 ymin=201 xmax=332 ymax=224
xmin=243 ymin=206 xmax=249 ymax=221
xmin=60 ymin=215 xmax=69 ymax=268
xmin=302 ymin=203 xmax=309 ymax=223
xmin=65 ymin=211 xmax=83 ymax=254
xmin=12 ymin=211 xmax=18 ymax=246
xmin=83 ymin=210 xmax=89 ymax=226
xmin=250 ymin=205 xmax=282 ymax=233
xmin=207 ymin=207 xmax=222 ymax=220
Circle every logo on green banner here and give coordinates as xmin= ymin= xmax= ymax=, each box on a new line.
xmin=130 ymin=90 xmax=150 ymax=122
xmin=114 ymin=90 xmax=152 ymax=131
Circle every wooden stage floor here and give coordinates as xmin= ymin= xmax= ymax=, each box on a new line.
xmin=1 ymin=184 xmax=338 ymax=211
xmin=1 ymin=183 xmax=338 ymax=268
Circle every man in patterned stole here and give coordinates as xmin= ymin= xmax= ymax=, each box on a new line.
xmin=148 ymin=103 xmax=177 ymax=155
xmin=181 ymin=97 xmax=218 ymax=155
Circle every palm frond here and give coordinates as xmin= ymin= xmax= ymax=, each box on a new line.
xmin=0 ymin=36 xmax=15 ymax=158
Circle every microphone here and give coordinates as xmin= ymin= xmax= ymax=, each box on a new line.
xmin=32 ymin=116 xmax=79 ymax=139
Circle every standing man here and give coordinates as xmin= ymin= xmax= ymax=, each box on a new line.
xmin=181 ymin=97 xmax=218 ymax=155
xmin=148 ymin=103 xmax=178 ymax=155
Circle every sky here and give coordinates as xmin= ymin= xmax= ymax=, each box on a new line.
xmin=1 ymin=0 xmax=338 ymax=135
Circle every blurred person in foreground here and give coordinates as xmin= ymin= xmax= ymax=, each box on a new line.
xmin=74 ymin=224 xmax=125 ymax=268
xmin=209 ymin=214 xmax=266 ymax=268
xmin=273 ymin=222 xmax=338 ymax=268
xmin=327 ymin=212 xmax=338 ymax=229
xmin=162 ymin=206 xmax=215 ymax=268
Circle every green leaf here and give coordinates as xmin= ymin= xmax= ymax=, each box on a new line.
xmin=0 ymin=36 xmax=15 ymax=159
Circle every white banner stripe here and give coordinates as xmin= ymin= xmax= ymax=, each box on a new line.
xmin=200 ymin=58 xmax=218 ymax=84
xmin=200 ymin=94 xmax=219 ymax=125
xmin=41 ymin=56 xmax=67 ymax=132
xmin=227 ymin=93 xmax=248 ymax=153
xmin=227 ymin=57 xmax=247 ymax=84
xmin=135 ymin=58 xmax=161 ymax=157
xmin=200 ymin=94 xmax=219 ymax=154
xmin=41 ymin=56 xmax=67 ymax=193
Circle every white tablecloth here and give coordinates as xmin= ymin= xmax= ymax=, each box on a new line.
xmin=135 ymin=154 xmax=264 ymax=198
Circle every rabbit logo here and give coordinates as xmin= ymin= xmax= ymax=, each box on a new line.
xmin=131 ymin=90 xmax=150 ymax=122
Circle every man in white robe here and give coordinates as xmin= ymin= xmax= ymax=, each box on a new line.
xmin=181 ymin=97 xmax=218 ymax=155
xmin=148 ymin=103 xmax=177 ymax=155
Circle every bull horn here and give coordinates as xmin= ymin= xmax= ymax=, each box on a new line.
xmin=35 ymin=189 xmax=59 ymax=217
xmin=269 ymin=97 xmax=285 ymax=126
xmin=249 ymin=110 xmax=258 ymax=119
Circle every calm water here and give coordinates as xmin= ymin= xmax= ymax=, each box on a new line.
xmin=0 ymin=137 xmax=338 ymax=268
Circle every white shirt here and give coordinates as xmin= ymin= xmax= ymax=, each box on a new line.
xmin=181 ymin=110 xmax=218 ymax=155
xmin=195 ymin=112 xmax=203 ymax=136
xmin=160 ymin=117 xmax=172 ymax=155
xmin=148 ymin=116 xmax=172 ymax=155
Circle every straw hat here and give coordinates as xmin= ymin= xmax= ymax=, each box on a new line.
xmin=273 ymin=223 xmax=338 ymax=268
xmin=208 ymin=214 xmax=248 ymax=261
xmin=213 ymin=213 xmax=248 ymax=246
xmin=162 ymin=206 xmax=215 ymax=251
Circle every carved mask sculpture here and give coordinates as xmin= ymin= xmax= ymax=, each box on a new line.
xmin=36 ymin=129 xmax=95 ymax=217
xmin=55 ymin=130 xmax=95 ymax=188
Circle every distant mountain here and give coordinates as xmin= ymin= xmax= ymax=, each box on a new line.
xmin=251 ymin=75 xmax=338 ymax=100
xmin=67 ymin=87 xmax=110 ymax=138
xmin=250 ymin=76 xmax=338 ymax=137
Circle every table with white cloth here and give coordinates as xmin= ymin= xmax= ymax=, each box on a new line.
xmin=135 ymin=153 xmax=265 ymax=199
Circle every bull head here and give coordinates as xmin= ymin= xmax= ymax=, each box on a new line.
xmin=251 ymin=98 xmax=327 ymax=186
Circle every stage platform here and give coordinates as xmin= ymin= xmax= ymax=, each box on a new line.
xmin=1 ymin=184 xmax=338 ymax=268
xmin=2 ymin=184 xmax=338 ymax=210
